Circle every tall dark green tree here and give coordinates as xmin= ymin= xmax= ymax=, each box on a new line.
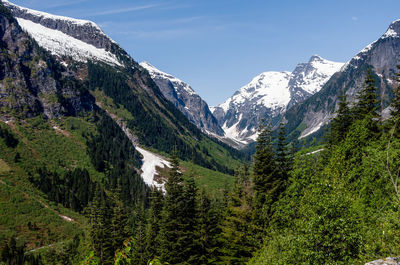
xmin=252 ymin=120 xmax=277 ymax=229
xmin=355 ymin=69 xmax=380 ymax=120
xmin=328 ymin=92 xmax=353 ymax=145
xmin=181 ymin=176 xmax=200 ymax=264
xmin=276 ymin=122 xmax=291 ymax=178
xmin=130 ymin=205 xmax=148 ymax=265
xmin=218 ymin=164 xmax=256 ymax=264
xmin=196 ymin=189 xmax=223 ymax=264
xmin=158 ymin=151 xmax=186 ymax=264
xmin=391 ymin=64 xmax=400 ymax=133
xmin=87 ymin=185 xmax=113 ymax=265
xmin=144 ymin=188 xmax=164 ymax=262
xmin=0 ymin=236 xmax=25 ymax=265
xmin=110 ymin=186 xmax=129 ymax=256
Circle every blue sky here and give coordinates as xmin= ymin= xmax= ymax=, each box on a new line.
xmin=9 ymin=0 xmax=400 ymax=106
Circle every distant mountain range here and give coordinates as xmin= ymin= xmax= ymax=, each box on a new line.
xmin=211 ymin=55 xmax=344 ymax=143
xmin=3 ymin=0 xmax=400 ymax=150
xmin=284 ymin=19 xmax=400 ymax=140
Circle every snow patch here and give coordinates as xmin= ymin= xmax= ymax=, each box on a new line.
xmin=299 ymin=56 xmax=344 ymax=94
xmin=382 ymin=28 xmax=399 ymax=38
xmin=135 ymin=146 xmax=170 ymax=189
xmin=140 ymin=62 xmax=196 ymax=96
xmin=299 ymin=121 xmax=325 ymax=139
xmin=4 ymin=0 xmax=107 ymax=35
xmin=60 ymin=215 xmax=73 ymax=222
xmin=16 ymin=18 xmax=122 ymax=66
xmin=232 ymin=71 xmax=292 ymax=109
xmin=305 ymin=149 xmax=324 ymax=155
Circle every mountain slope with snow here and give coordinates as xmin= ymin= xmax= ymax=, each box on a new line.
xmin=212 ymin=55 xmax=344 ymax=143
xmin=285 ymin=19 xmax=400 ymax=140
xmin=3 ymin=0 xmax=126 ymax=67
xmin=140 ymin=62 xmax=225 ymax=136
xmin=1 ymin=1 xmax=241 ymax=188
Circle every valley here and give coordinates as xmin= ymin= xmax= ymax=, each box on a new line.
xmin=1 ymin=0 xmax=400 ymax=264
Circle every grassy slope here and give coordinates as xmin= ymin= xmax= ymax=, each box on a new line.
xmin=180 ymin=161 xmax=235 ymax=197
xmin=0 ymin=117 xmax=99 ymax=250
xmin=0 ymin=113 xmax=238 ymax=251
xmin=92 ymin=89 xmax=242 ymax=174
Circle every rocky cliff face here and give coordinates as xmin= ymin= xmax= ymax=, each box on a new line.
xmin=2 ymin=0 xmax=134 ymax=67
xmin=0 ymin=5 xmax=94 ymax=120
xmin=140 ymin=62 xmax=225 ymax=136
xmin=285 ymin=19 xmax=400 ymax=139
xmin=212 ymin=55 xmax=343 ymax=143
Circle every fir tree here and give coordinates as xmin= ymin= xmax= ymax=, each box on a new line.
xmin=276 ymin=122 xmax=291 ymax=178
xmin=87 ymin=185 xmax=113 ymax=264
xmin=0 ymin=236 xmax=25 ymax=265
xmin=181 ymin=176 xmax=200 ymax=264
xmin=391 ymin=64 xmax=400 ymax=132
xmin=218 ymin=165 xmax=256 ymax=264
xmin=252 ymin=120 xmax=277 ymax=229
xmin=355 ymin=69 xmax=380 ymax=120
xmin=196 ymin=189 xmax=222 ymax=264
xmin=144 ymin=188 xmax=164 ymax=262
xmin=329 ymin=92 xmax=353 ymax=145
xmin=131 ymin=205 xmax=147 ymax=265
xmin=110 ymin=186 xmax=129 ymax=256
xmin=158 ymin=151 xmax=186 ymax=264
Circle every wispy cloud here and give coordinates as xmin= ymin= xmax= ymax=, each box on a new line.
xmin=114 ymin=28 xmax=195 ymax=39
xmin=100 ymin=16 xmax=203 ymax=29
xmin=352 ymin=16 xmax=358 ymax=21
xmin=46 ymin=0 xmax=89 ymax=9
xmin=86 ymin=4 xmax=160 ymax=17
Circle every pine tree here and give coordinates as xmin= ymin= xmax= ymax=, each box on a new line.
xmin=181 ymin=176 xmax=200 ymax=264
xmin=87 ymin=185 xmax=113 ymax=264
xmin=218 ymin=165 xmax=256 ymax=264
xmin=131 ymin=205 xmax=147 ymax=265
xmin=355 ymin=69 xmax=380 ymax=120
xmin=0 ymin=236 xmax=25 ymax=265
xmin=158 ymin=151 xmax=186 ymax=264
xmin=391 ymin=64 xmax=400 ymax=132
xmin=110 ymin=186 xmax=129 ymax=256
xmin=196 ymin=189 xmax=222 ymax=265
xmin=252 ymin=120 xmax=277 ymax=229
xmin=144 ymin=188 xmax=164 ymax=261
xmin=329 ymin=92 xmax=353 ymax=145
xmin=276 ymin=122 xmax=291 ymax=177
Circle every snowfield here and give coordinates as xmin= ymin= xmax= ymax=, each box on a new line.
xmin=135 ymin=146 xmax=170 ymax=190
xmin=15 ymin=18 xmax=122 ymax=66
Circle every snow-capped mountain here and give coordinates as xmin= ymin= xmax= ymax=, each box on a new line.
xmin=285 ymin=19 xmax=400 ymax=139
xmin=3 ymin=0 xmax=125 ymax=66
xmin=1 ymin=0 xmax=241 ymax=188
xmin=140 ymin=62 xmax=224 ymax=136
xmin=212 ymin=55 xmax=344 ymax=143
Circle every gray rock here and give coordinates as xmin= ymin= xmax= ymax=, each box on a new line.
xmin=285 ymin=19 xmax=400 ymax=139
xmin=140 ymin=62 xmax=225 ymax=136
xmin=365 ymin=257 xmax=400 ymax=265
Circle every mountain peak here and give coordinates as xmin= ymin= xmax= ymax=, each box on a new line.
xmin=3 ymin=0 xmax=123 ymax=66
xmin=309 ymin=54 xmax=323 ymax=62
xmin=139 ymin=62 xmax=225 ymax=136
xmin=382 ymin=19 xmax=400 ymax=39
xmin=3 ymin=0 xmax=102 ymax=32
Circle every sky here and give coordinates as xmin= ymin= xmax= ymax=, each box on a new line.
xmin=8 ymin=0 xmax=400 ymax=106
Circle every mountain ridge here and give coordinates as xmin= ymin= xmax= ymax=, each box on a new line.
xmin=212 ymin=55 xmax=344 ymax=143
xmin=140 ymin=61 xmax=225 ymax=136
xmin=286 ymin=18 xmax=400 ymax=140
